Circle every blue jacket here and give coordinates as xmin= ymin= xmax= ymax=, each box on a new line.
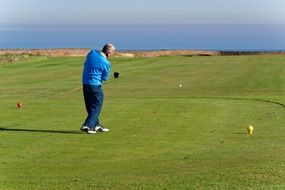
xmin=82 ymin=50 xmax=111 ymax=85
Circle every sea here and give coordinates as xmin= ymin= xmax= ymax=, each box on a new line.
xmin=0 ymin=24 xmax=284 ymax=51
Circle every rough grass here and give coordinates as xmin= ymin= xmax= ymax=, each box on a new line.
xmin=0 ymin=55 xmax=284 ymax=190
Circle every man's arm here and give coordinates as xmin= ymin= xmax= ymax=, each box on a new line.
xmin=102 ymin=62 xmax=111 ymax=81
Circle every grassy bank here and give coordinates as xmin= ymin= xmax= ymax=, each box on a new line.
xmin=0 ymin=55 xmax=284 ymax=189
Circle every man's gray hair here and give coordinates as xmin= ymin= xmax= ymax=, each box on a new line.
xmin=102 ymin=44 xmax=116 ymax=54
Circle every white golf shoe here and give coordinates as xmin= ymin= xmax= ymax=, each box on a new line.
xmin=95 ymin=125 xmax=109 ymax=132
xmin=80 ymin=125 xmax=96 ymax=134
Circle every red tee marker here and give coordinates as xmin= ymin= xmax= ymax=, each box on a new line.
xmin=17 ymin=101 xmax=23 ymax=109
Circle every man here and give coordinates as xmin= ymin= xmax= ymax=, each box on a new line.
xmin=80 ymin=44 xmax=116 ymax=134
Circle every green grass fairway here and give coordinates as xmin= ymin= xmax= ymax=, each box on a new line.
xmin=0 ymin=54 xmax=284 ymax=189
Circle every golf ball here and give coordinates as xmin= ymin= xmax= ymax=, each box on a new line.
xmin=179 ymin=84 xmax=182 ymax=87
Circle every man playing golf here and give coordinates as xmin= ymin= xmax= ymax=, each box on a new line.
xmin=80 ymin=44 xmax=116 ymax=134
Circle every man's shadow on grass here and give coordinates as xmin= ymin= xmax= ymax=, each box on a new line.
xmin=0 ymin=127 xmax=82 ymax=135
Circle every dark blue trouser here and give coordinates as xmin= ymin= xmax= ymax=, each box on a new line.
xmin=83 ymin=84 xmax=104 ymax=129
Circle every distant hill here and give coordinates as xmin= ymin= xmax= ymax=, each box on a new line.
xmin=1 ymin=48 xmax=285 ymax=57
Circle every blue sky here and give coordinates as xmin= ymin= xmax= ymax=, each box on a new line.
xmin=1 ymin=0 xmax=285 ymax=27
xmin=0 ymin=0 xmax=285 ymax=49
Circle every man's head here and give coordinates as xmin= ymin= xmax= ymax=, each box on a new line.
xmin=102 ymin=44 xmax=116 ymax=59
